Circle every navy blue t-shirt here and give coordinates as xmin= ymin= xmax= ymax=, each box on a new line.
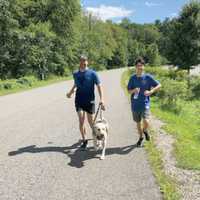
xmin=127 ymin=73 xmax=159 ymax=112
xmin=73 ymin=68 xmax=100 ymax=106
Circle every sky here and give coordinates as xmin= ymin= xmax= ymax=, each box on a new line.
xmin=81 ymin=0 xmax=193 ymax=24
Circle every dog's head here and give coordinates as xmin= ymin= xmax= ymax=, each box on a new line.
xmin=93 ymin=119 xmax=108 ymax=140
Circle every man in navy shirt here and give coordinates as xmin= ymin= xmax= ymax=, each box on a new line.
xmin=127 ymin=57 xmax=161 ymax=147
xmin=67 ymin=55 xmax=105 ymax=150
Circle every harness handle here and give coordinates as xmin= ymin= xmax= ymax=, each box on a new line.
xmin=93 ymin=103 xmax=103 ymax=123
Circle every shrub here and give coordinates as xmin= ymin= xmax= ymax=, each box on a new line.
xmin=157 ymin=78 xmax=187 ymax=112
xmin=3 ymin=82 xmax=13 ymax=89
xmin=190 ymin=76 xmax=200 ymax=99
xmin=168 ymin=69 xmax=188 ymax=81
xmin=145 ymin=67 xmax=169 ymax=78
xmin=16 ymin=76 xmax=37 ymax=87
xmin=16 ymin=77 xmax=31 ymax=86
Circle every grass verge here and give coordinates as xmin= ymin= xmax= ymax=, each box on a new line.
xmin=0 ymin=75 xmax=72 ymax=96
xmin=151 ymin=99 xmax=200 ymax=170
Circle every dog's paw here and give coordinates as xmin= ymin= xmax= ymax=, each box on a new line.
xmin=100 ymin=155 xmax=105 ymax=160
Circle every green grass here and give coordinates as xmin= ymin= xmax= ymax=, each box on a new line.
xmin=151 ymin=99 xmax=200 ymax=170
xmin=121 ymin=69 xmax=181 ymax=200
xmin=0 ymin=75 xmax=72 ymax=96
xmin=145 ymin=132 xmax=181 ymax=200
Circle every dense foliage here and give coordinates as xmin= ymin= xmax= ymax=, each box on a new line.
xmin=0 ymin=0 xmax=200 ymax=80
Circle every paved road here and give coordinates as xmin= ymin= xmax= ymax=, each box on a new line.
xmin=0 ymin=68 xmax=161 ymax=200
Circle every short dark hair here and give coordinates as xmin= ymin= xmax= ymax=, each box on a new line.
xmin=135 ymin=57 xmax=145 ymax=65
xmin=80 ymin=55 xmax=88 ymax=60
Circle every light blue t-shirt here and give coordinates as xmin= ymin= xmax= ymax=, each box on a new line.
xmin=73 ymin=68 xmax=100 ymax=106
xmin=127 ymin=73 xmax=159 ymax=112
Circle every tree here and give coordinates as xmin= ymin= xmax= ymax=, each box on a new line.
xmin=167 ymin=1 xmax=200 ymax=75
xmin=108 ymin=24 xmax=128 ymax=68
xmin=145 ymin=43 xmax=161 ymax=66
xmin=0 ymin=0 xmax=19 ymax=79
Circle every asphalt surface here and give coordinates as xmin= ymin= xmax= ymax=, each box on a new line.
xmin=0 ymin=68 xmax=162 ymax=200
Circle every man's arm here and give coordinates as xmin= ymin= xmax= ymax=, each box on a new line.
xmin=128 ymin=88 xmax=140 ymax=95
xmin=66 ymin=84 xmax=76 ymax=98
xmin=97 ymin=84 xmax=105 ymax=110
xmin=144 ymin=83 xmax=161 ymax=96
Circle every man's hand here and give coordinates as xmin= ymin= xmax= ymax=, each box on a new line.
xmin=128 ymin=88 xmax=140 ymax=95
xmin=66 ymin=85 xmax=76 ymax=99
xmin=100 ymin=101 xmax=105 ymax=111
xmin=145 ymin=84 xmax=161 ymax=96
xmin=134 ymin=88 xmax=140 ymax=94
xmin=144 ymin=90 xmax=153 ymax=96
xmin=66 ymin=92 xmax=72 ymax=98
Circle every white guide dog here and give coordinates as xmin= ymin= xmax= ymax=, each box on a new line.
xmin=92 ymin=118 xmax=109 ymax=160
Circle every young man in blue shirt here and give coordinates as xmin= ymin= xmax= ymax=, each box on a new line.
xmin=127 ymin=57 xmax=161 ymax=147
xmin=67 ymin=55 xmax=105 ymax=150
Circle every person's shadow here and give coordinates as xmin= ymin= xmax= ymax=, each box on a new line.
xmin=8 ymin=141 xmax=137 ymax=168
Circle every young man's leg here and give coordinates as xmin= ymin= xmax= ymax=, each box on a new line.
xmin=133 ymin=112 xmax=144 ymax=146
xmin=136 ymin=121 xmax=144 ymax=146
xmin=142 ymin=109 xmax=150 ymax=141
xmin=136 ymin=121 xmax=143 ymax=138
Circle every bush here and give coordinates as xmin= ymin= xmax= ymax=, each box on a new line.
xmin=157 ymin=78 xmax=187 ymax=112
xmin=16 ymin=77 xmax=31 ymax=86
xmin=190 ymin=76 xmax=200 ymax=99
xmin=64 ymin=67 xmax=70 ymax=76
xmin=168 ymin=69 xmax=188 ymax=81
xmin=0 ymin=76 xmax=38 ymax=91
xmin=3 ymin=82 xmax=13 ymax=89
xmin=16 ymin=76 xmax=37 ymax=87
xmin=145 ymin=67 xmax=188 ymax=82
xmin=145 ymin=67 xmax=169 ymax=78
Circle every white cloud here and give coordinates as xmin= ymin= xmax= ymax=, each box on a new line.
xmin=86 ymin=5 xmax=133 ymax=21
xmin=116 ymin=19 xmax=122 ymax=24
xmin=145 ymin=1 xmax=163 ymax=7
xmin=169 ymin=13 xmax=178 ymax=19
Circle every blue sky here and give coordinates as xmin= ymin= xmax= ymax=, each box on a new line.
xmin=81 ymin=0 xmax=191 ymax=24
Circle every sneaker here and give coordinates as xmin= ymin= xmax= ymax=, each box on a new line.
xmin=80 ymin=140 xmax=88 ymax=150
xmin=144 ymin=130 xmax=150 ymax=141
xmin=136 ymin=137 xmax=144 ymax=147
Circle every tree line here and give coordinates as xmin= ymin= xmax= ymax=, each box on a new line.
xmin=0 ymin=0 xmax=200 ymax=80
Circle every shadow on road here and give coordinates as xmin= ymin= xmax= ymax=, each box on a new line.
xmin=8 ymin=141 xmax=137 ymax=168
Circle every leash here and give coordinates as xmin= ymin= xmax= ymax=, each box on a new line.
xmin=93 ymin=103 xmax=103 ymax=123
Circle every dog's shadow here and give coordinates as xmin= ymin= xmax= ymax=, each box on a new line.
xmin=8 ymin=141 xmax=137 ymax=168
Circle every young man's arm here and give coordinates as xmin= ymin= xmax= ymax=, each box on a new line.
xmin=97 ymin=84 xmax=105 ymax=110
xmin=144 ymin=83 xmax=161 ymax=96
xmin=128 ymin=88 xmax=140 ymax=95
xmin=66 ymin=84 xmax=76 ymax=98
xmin=127 ymin=76 xmax=140 ymax=95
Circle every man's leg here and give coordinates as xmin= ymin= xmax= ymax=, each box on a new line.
xmin=77 ymin=111 xmax=88 ymax=149
xmin=86 ymin=112 xmax=94 ymax=129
